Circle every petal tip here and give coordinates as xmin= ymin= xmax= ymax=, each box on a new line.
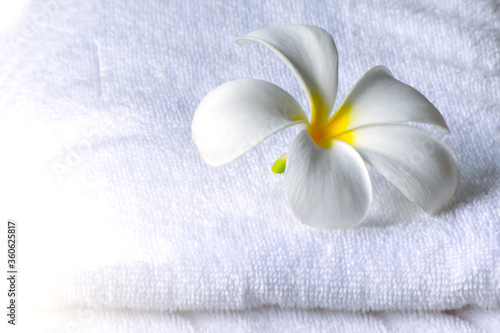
xmin=234 ymin=36 xmax=253 ymax=45
xmin=435 ymin=124 xmax=451 ymax=135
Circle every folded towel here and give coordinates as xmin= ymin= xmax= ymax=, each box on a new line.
xmin=0 ymin=0 xmax=499 ymax=331
xmin=21 ymin=306 xmax=500 ymax=333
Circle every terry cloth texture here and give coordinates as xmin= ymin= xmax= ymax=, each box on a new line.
xmin=0 ymin=0 xmax=499 ymax=332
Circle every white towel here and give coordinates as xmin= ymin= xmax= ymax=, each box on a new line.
xmin=19 ymin=306 xmax=500 ymax=333
xmin=0 ymin=0 xmax=499 ymax=331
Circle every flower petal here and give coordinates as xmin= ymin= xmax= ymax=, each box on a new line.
xmin=235 ymin=25 xmax=338 ymax=122
xmin=350 ymin=124 xmax=459 ymax=213
xmin=332 ymin=66 xmax=450 ymax=135
xmin=285 ymin=131 xmax=372 ymax=228
xmin=192 ymin=79 xmax=307 ymax=166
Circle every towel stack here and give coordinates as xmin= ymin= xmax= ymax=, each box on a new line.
xmin=0 ymin=0 xmax=499 ymax=331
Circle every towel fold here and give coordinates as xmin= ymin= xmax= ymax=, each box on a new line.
xmin=21 ymin=306 xmax=500 ymax=333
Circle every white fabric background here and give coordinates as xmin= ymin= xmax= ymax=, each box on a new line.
xmin=0 ymin=0 xmax=499 ymax=332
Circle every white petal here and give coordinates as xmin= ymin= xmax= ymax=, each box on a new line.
xmin=235 ymin=25 xmax=338 ymax=119
xmin=285 ymin=131 xmax=372 ymax=228
xmin=192 ymin=79 xmax=307 ymax=166
xmin=350 ymin=124 xmax=459 ymax=213
xmin=336 ymin=66 xmax=450 ymax=134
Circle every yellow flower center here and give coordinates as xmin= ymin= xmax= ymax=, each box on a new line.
xmin=272 ymin=98 xmax=356 ymax=173
xmin=307 ymin=98 xmax=354 ymax=148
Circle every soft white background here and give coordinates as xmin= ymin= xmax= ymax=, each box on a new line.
xmin=0 ymin=0 xmax=499 ymax=332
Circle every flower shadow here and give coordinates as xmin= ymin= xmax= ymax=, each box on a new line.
xmin=360 ymin=164 xmax=495 ymax=229
xmin=437 ymin=170 xmax=494 ymax=215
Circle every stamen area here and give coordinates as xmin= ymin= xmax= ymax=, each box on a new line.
xmin=271 ymin=104 xmax=354 ymax=173
xmin=325 ymin=103 xmax=351 ymax=137
xmin=308 ymin=103 xmax=354 ymax=147
xmin=308 ymin=124 xmax=334 ymax=148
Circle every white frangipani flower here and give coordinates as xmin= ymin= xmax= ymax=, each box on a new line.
xmin=192 ymin=25 xmax=459 ymax=228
